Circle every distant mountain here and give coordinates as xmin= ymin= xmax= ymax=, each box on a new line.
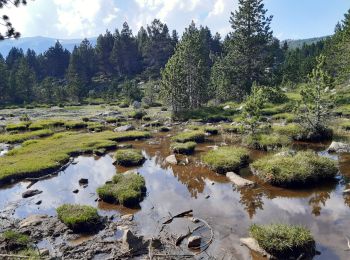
xmin=285 ymin=36 xmax=330 ymax=49
xmin=0 ymin=36 xmax=97 ymax=57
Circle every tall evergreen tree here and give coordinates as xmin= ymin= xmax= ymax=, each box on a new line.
xmin=161 ymin=22 xmax=211 ymax=114
xmin=0 ymin=54 xmax=9 ymax=104
xmin=42 ymin=41 xmax=70 ymax=79
xmin=95 ymin=30 xmax=114 ymax=75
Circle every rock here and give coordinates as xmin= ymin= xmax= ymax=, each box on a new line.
xmin=190 ymin=217 xmax=200 ymax=223
xmin=0 ymin=116 xmax=5 ymax=120
xmin=123 ymin=169 xmax=139 ymax=175
xmin=205 ymin=195 xmax=210 ymax=199
xmin=122 ymin=229 xmax=146 ymax=252
xmin=19 ymin=215 xmax=47 ymax=228
xmin=94 ymin=149 xmax=106 ymax=156
xmin=188 ymin=236 xmax=201 ymax=248
xmin=223 ymin=105 xmax=230 ymax=110
xmin=36 ymin=200 xmax=42 ymax=205
xmin=79 ymin=178 xmax=89 ymax=185
xmin=226 ymin=172 xmax=255 ymax=188
xmin=327 ymin=141 xmax=350 ymax=153
xmin=114 ymin=125 xmax=135 ymax=132
xmin=343 ymin=189 xmax=350 ymax=194
xmin=39 ymin=248 xmax=50 ymax=256
xmin=121 ymin=214 xmax=134 ymax=221
xmin=116 ymin=144 xmax=133 ymax=149
xmin=165 ymin=154 xmax=178 ymax=165
xmin=73 ymin=189 xmax=79 ymax=194
xmin=132 ymin=101 xmax=142 ymax=109
xmin=22 ymin=189 xmax=42 ymax=198
xmin=240 ymin=237 xmax=273 ymax=259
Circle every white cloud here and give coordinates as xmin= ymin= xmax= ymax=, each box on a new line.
xmin=1 ymin=0 xmax=239 ymax=39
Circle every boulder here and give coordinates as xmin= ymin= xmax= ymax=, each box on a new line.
xmin=226 ymin=172 xmax=255 ymax=188
xmin=165 ymin=154 xmax=178 ymax=165
xmin=22 ymin=189 xmax=42 ymax=198
xmin=79 ymin=178 xmax=89 ymax=185
xmin=188 ymin=236 xmax=201 ymax=248
xmin=19 ymin=215 xmax=48 ymax=228
xmin=240 ymin=237 xmax=273 ymax=259
xmin=122 ymin=229 xmax=146 ymax=252
xmin=132 ymin=101 xmax=142 ymax=109
xmin=114 ymin=125 xmax=135 ymax=132
xmin=223 ymin=105 xmax=230 ymax=110
xmin=327 ymin=141 xmax=350 ymax=153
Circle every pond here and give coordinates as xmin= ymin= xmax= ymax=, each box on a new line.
xmin=0 ymin=129 xmax=349 ymax=259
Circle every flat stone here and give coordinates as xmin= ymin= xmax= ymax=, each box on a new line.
xmin=121 ymin=214 xmax=134 ymax=221
xmin=39 ymin=248 xmax=50 ymax=256
xmin=188 ymin=236 xmax=201 ymax=248
xmin=226 ymin=172 xmax=255 ymax=188
xmin=19 ymin=215 xmax=48 ymax=228
xmin=240 ymin=237 xmax=273 ymax=259
xmin=165 ymin=154 xmax=178 ymax=165
xmin=114 ymin=125 xmax=135 ymax=132
xmin=328 ymin=141 xmax=350 ymax=153
xmin=22 ymin=189 xmax=42 ymax=198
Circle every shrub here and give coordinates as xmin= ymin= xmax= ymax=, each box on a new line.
xmin=114 ymin=149 xmax=145 ymax=167
xmin=57 ymin=204 xmax=101 ymax=232
xmin=97 ymin=173 xmax=146 ymax=206
xmin=249 ymin=224 xmax=316 ymax=259
xmin=1 ymin=230 xmax=31 ymax=250
xmin=251 ymin=151 xmax=338 ymax=187
xmin=202 ymin=146 xmax=249 ymax=174
xmin=172 ymin=130 xmax=205 ymax=143
xmin=171 ymin=142 xmax=196 ymax=154
xmin=243 ymin=134 xmax=291 ymax=151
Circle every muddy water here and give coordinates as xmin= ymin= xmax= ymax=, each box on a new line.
xmin=0 ymin=130 xmax=350 ymax=259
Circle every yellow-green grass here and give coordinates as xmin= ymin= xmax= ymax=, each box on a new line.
xmin=204 ymin=126 xmax=219 ymax=135
xmin=271 ymin=113 xmax=296 ymax=123
xmin=249 ymin=224 xmax=315 ymax=259
xmin=28 ymin=119 xmax=65 ymax=130
xmin=261 ymin=103 xmax=287 ymax=116
xmin=114 ymin=149 xmax=145 ymax=167
xmin=172 ymin=130 xmax=205 ymax=143
xmin=170 ymin=142 xmax=196 ymax=154
xmin=129 ymin=110 xmax=147 ymax=119
xmin=6 ymin=122 xmax=30 ymax=131
xmin=57 ymin=204 xmax=100 ymax=232
xmin=1 ymin=230 xmax=31 ymax=251
xmin=286 ymin=92 xmax=302 ymax=101
xmin=251 ymin=151 xmax=338 ymax=187
xmin=0 ymin=129 xmax=54 ymax=144
xmin=340 ymin=121 xmax=350 ymax=131
xmin=272 ymin=124 xmax=303 ymax=140
xmin=0 ymin=131 xmax=150 ymax=184
xmin=243 ymin=134 xmax=291 ymax=151
xmin=202 ymin=146 xmax=249 ymax=174
xmin=222 ymin=124 xmax=244 ymax=134
xmin=87 ymin=122 xmax=104 ymax=132
xmin=97 ymin=173 xmax=146 ymax=206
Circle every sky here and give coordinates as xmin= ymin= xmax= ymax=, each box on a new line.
xmin=2 ymin=0 xmax=350 ymax=40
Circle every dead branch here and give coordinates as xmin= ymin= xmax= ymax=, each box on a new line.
xmin=162 ymin=210 xmax=193 ymax=225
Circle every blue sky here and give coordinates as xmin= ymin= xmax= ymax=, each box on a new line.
xmin=2 ymin=0 xmax=350 ymax=40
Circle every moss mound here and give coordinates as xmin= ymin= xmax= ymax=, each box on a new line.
xmin=251 ymin=151 xmax=338 ymax=187
xmin=0 ymin=129 xmax=54 ymax=144
xmin=202 ymin=146 xmax=249 ymax=174
xmin=114 ymin=149 xmax=145 ymax=167
xmin=97 ymin=173 xmax=146 ymax=206
xmin=172 ymin=130 xmax=205 ymax=143
xmin=57 ymin=204 xmax=101 ymax=232
xmin=6 ymin=122 xmax=30 ymax=131
xmin=130 ymin=110 xmax=147 ymax=119
xmin=171 ymin=142 xmax=196 ymax=154
xmin=243 ymin=134 xmax=291 ymax=151
xmin=65 ymin=121 xmax=88 ymax=129
xmin=272 ymin=124 xmax=303 ymax=140
xmin=28 ymin=119 xmax=65 ymax=130
xmin=250 ymin=224 xmax=316 ymax=259
xmin=204 ymin=126 xmax=219 ymax=135
xmin=1 ymin=230 xmax=31 ymax=251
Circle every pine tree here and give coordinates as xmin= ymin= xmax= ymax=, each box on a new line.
xmin=13 ymin=58 xmax=36 ymax=103
xmin=161 ymin=22 xmax=211 ymax=114
xmin=95 ymin=30 xmax=114 ymax=75
xmin=42 ymin=41 xmax=70 ymax=79
xmin=0 ymin=54 xmax=9 ymax=104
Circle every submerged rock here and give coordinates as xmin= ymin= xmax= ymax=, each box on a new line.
xmin=226 ymin=172 xmax=255 ymax=188
xmin=22 ymin=189 xmax=42 ymax=198
xmin=165 ymin=154 xmax=178 ymax=165
xmin=114 ymin=125 xmax=135 ymax=132
xmin=188 ymin=235 xmax=201 ymax=248
xmin=79 ymin=178 xmax=89 ymax=185
xmin=327 ymin=141 xmax=350 ymax=153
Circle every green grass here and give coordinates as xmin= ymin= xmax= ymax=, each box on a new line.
xmin=251 ymin=151 xmax=338 ymax=187
xmin=114 ymin=149 xmax=145 ymax=166
xmin=173 ymin=107 xmax=233 ymax=122
xmin=340 ymin=121 xmax=350 ymax=131
xmin=243 ymin=134 xmax=291 ymax=151
xmin=87 ymin=122 xmax=104 ymax=132
xmin=112 ymin=131 xmax=150 ymax=141
xmin=6 ymin=122 xmax=30 ymax=131
xmin=0 ymin=131 xmax=150 ymax=184
xmin=222 ymin=124 xmax=244 ymax=134
xmin=272 ymin=124 xmax=304 ymax=140
xmin=249 ymin=224 xmax=315 ymax=259
xmin=272 ymin=113 xmax=296 ymax=123
xmin=204 ymin=126 xmax=219 ymax=135
xmin=1 ymin=230 xmax=31 ymax=251
xmin=202 ymin=146 xmax=249 ymax=174
xmin=0 ymin=129 xmax=54 ymax=144
xmin=57 ymin=204 xmax=100 ymax=232
xmin=172 ymin=130 xmax=205 ymax=143
xmin=170 ymin=142 xmax=196 ymax=154
xmin=129 ymin=110 xmax=147 ymax=119
xmin=28 ymin=119 xmax=65 ymax=130
xmin=65 ymin=121 xmax=88 ymax=129
xmin=261 ymin=103 xmax=287 ymax=116
xmin=106 ymin=117 xmax=117 ymax=123
xmin=97 ymin=173 xmax=146 ymax=206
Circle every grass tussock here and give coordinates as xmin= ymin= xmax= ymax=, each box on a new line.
xmin=1 ymin=230 xmax=31 ymax=250
xmin=97 ymin=173 xmax=146 ymax=206
xmin=272 ymin=113 xmax=296 ymax=123
xmin=0 ymin=131 xmax=150 ymax=184
xmin=202 ymin=146 xmax=249 ymax=174
xmin=204 ymin=126 xmax=219 ymax=135
xmin=6 ymin=122 xmax=30 ymax=131
xmin=57 ymin=204 xmax=101 ymax=232
xmin=272 ymin=124 xmax=303 ymax=140
xmin=65 ymin=121 xmax=88 ymax=129
xmin=243 ymin=134 xmax=291 ymax=151
xmin=28 ymin=119 xmax=65 ymax=130
xmin=249 ymin=224 xmax=315 ymax=259
xmin=170 ymin=142 xmax=196 ymax=154
xmin=0 ymin=129 xmax=54 ymax=144
xmin=251 ymin=151 xmax=338 ymax=187
xmin=172 ymin=130 xmax=205 ymax=143
xmin=114 ymin=149 xmax=145 ymax=167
